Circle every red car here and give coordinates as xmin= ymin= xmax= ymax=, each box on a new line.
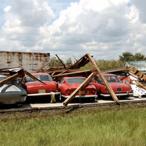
xmin=93 ymin=74 xmax=132 ymax=97
xmin=59 ymin=76 xmax=97 ymax=101
xmin=25 ymin=72 xmax=60 ymax=102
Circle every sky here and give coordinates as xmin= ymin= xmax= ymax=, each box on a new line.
xmin=0 ymin=0 xmax=146 ymax=60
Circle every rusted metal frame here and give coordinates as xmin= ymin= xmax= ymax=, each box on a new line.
xmin=87 ymin=53 xmax=119 ymax=104
xmin=53 ymin=69 xmax=92 ymax=78
xmin=55 ymin=54 xmax=67 ymax=69
xmin=63 ymin=72 xmax=96 ymax=106
xmin=53 ymin=70 xmax=70 ymax=78
xmin=68 ymin=54 xmax=90 ymax=69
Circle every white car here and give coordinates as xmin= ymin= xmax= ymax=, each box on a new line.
xmin=0 ymin=75 xmax=27 ymax=104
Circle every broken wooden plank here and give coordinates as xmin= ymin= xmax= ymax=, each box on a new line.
xmin=63 ymin=72 xmax=96 ymax=106
xmin=87 ymin=53 xmax=119 ymax=104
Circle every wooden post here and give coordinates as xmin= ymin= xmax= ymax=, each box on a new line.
xmin=87 ymin=54 xmax=119 ymax=103
xmin=63 ymin=72 xmax=96 ymax=106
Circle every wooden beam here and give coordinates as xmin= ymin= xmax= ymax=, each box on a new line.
xmin=87 ymin=53 xmax=119 ymax=104
xmin=55 ymin=54 xmax=67 ymax=69
xmin=53 ymin=69 xmax=92 ymax=78
xmin=63 ymin=72 xmax=96 ymax=106
xmin=0 ymin=73 xmax=19 ymax=86
xmin=24 ymin=71 xmax=46 ymax=84
xmin=135 ymin=81 xmax=146 ymax=90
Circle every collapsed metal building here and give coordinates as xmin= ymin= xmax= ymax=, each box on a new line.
xmin=0 ymin=51 xmax=50 ymax=71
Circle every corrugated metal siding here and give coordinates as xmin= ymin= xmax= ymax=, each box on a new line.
xmin=0 ymin=51 xmax=50 ymax=71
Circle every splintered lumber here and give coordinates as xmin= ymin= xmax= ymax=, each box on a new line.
xmin=87 ymin=53 xmax=119 ymax=104
xmin=127 ymin=66 xmax=146 ymax=81
xmin=63 ymin=72 xmax=96 ymax=106
xmin=135 ymin=81 xmax=146 ymax=90
xmin=0 ymin=73 xmax=19 ymax=86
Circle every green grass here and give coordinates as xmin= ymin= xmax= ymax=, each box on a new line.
xmin=1 ymin=107 xmax=146 ymax=146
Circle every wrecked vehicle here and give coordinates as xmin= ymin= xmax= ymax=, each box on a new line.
xmin=93 ymin=74 xmax=133 ymax=98
xmin=0 ymin=74 xmax=27 ymax=104
xmin=59 ymin=76 xmax=97 ymax=101
xmin=25 ymin=72 xmax=60 ymax=102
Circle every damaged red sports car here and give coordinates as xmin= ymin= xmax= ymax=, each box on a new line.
xmin=92 ymin=74 xmax=132 ymax=98
xmin=25 ymin=72 xmax=60 ymax=102
xmin=59 ymin=76 xmax=97 ymax=102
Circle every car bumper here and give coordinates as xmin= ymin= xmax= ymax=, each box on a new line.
xmin=62 ymin=95 xmax=97 ymax=99
xmin=27 ymin=92 xmax=60 ymax=97
xmin=0 ymin=93 xmax=27 ymax=104
xmin=27 ymin=92 xmax=61 ymax=103
xmin=100 ymin=92 xmax=133 ymax=97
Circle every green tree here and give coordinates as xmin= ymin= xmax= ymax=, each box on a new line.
xmin=119 ymin=52 xmax=134 ymax=62
xmin=134 ymin=53 xmax=145 ymax=61
xmin=119 ymin=52 xmax=146 ymax=62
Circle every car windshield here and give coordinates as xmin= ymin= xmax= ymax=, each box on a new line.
xmin=97 ymin=75 xmax=121 ymax=83
xmin=39 ymin=75 xmax=53 ymax=81
xmin=66 ymin=77 xmax=85 ymax=84
xmin=26 ymin=74 xmax=53 ymax=82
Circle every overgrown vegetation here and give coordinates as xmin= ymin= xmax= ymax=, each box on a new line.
xmin=49 ymin=52 xmax=146 ymax=71
xmin=1 ymin=107 xmax=146 ymax=146
xmin=82 ymin=59 xmax=124 ymax=71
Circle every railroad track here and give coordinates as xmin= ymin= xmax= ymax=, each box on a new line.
xmin=1 ymin=97 xmax=146 ymax=115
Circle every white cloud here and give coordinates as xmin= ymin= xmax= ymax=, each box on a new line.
xmin=132 ymin=0 xmax=146 ymax=23
xmin=40 ymin=0 xmax=132 ymax=58
xmin=0 ymin=0 xmax=146 ymax=59
xmin=1 ymin=0 xmax=54 ymax=50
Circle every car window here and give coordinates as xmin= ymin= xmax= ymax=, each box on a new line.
xmin=106 ymin=76 xmax=121 ymax=83
xmin=66 ymin=77 xmax=85 ymax=84
xmin=96 ymin=75 xmax=121 ymax=83
xmin=39 ymin=75 xmax=53 ymax=81
xmin=25 ymin=77 xmax=33 ymax=82
xmin=26 ymin=74 xmax=53 ymax=82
